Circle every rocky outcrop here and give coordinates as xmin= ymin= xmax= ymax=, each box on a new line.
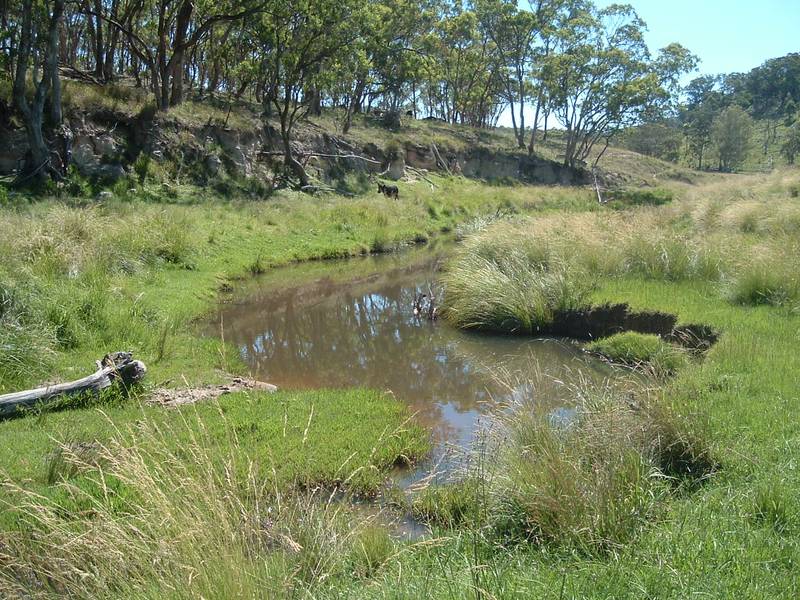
xmin=0 ymin=108 xmax=589 ymax=188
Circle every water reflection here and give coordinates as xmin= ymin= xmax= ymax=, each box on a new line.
xmin=212 ymin=247 xmax=615 ymax=460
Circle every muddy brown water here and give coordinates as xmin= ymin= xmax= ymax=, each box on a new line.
xmin=209 ymin=243 xmax=623 ymax=486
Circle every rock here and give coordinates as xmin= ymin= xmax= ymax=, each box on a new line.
xmin=206 ymin=154 xmax=223 ymax=175
xmin=94 ymin=134 xmax=118 ymax=158
xmin=229 ymin=146 xmax=251 ymax=176
xmin=0 ymin=130 xmax=27 ymax=175
xmin=96 ymin=191 xmax=114 ymax=201
xmin=95 ymin=163 xmax=126 ymax=181
xmin=386 ymin=154 xmax=406 ymax=181
xmin=72 ymin=140 xmax=99 ymax=170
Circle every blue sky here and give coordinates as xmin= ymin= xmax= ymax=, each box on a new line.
xmin=595 ymin=0 xmax=800 ymax=78
xmin=498 ymin=0 xmax=800 ymax=127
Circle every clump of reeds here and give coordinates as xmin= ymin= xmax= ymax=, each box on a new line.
xmin=412 ymin=381 xmax=716 ymax=553
xmin=442 ymin=232 xmax=593 ymax=333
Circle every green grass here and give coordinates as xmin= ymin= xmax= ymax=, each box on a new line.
xmin=0 ymin=388 xmax=429 ymax=506
xmin=358 ymin=169 xmax=799 ymax=598
xmin=441 ymin=232 xmax=593 ymax=333
xmin=586 ymin=331 xmax=690 ymax=375
xmin=2 ymin=113 xmax=800 ymax=597
xmin=0 ymin=390 xmax=425 ymax=597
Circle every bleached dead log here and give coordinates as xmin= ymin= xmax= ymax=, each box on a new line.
xmin=0 ymin=352 xmax=147 ymax=417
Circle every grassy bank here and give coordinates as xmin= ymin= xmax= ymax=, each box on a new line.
xmin=0 ymin=388 xmax=428 ymax=597
xmin=0 ymin=175 xmax=596 ymax=596
xmin=388 ymin=169 xmax=799 ymax=598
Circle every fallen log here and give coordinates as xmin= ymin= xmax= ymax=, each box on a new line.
xmin=257 ymin=150 xmax=381 ymax=164
xmin=0 ymin=352 xmax=147 ymax=417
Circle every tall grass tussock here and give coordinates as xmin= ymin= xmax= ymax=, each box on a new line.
xmin=413 ymin=381 xmax=715 ymax=553
xmin=0 ymin=389 xmax=427 ymax=597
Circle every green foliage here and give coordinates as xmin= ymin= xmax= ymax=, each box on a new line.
xmin=711 ymin=105 xmax=754 ymax=171
xmin=780 ymin=121 xmax=800 ymax=165
xmin=412 ymin=480 xmax=482 ymax=528
xmin=620 ymin=122 xmax=684 ymax=162
xmin=752 ymin=482 xmax=795 ymax=532
xmin=133 ymin=154 xmax=152 ymax=185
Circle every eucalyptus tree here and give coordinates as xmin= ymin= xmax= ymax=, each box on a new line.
xmin=681 ymin=75 xmax=726 ymax=169
xmin=712 ymin=105 xmax=753 ymax=171
xmin=544 ymin=2 xmax=694 ymax=168
xmin=92 ymin=0 xmax=265 ymax=110
xmin=781 ymin=119 xmax=800 ymax=165
xmin=365 ymin=0 xmax=437 ymax=115
xmin=421 ymin=6 xmax=505 ymax=126
xmin=474 ymin=0 xmax=536 ymax=146
xmin=11 ymin=0 xmax=65 ymax=179
xmin=474 ymin=0 xmax=567 ymax=150
xmin=253 ymin=0 xmax=368 ymax=186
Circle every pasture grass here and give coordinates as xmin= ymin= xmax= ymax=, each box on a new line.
xmin=374 ymin=168 xmax=800 ymax=598
xmin=0 ymin=176 xmax=596 ymax=393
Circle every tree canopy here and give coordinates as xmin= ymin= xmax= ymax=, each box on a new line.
xmin=0 ymin=0 xmax=704 ymax=181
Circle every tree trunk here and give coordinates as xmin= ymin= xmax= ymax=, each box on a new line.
xmin=13 ymin=0 xmax=64 ymax=180
xmin=92 ymin=0 xmax=104 ymax=79
xmin=527 ymin=92 xmax=544 ymax=155
xmin=48 ymin=4 xmax=62 ymax=127
xmin=283 ymin=134 xmax=309 ymax=187
xmin=102 ymin=0 xmax=121 ymax=81
xmin=278 ymin=102 xmax=309 ymax=187
xmin=168 ymin=0 xmax=193 ymax=107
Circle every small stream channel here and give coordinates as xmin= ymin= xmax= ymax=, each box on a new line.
xmin=210 ymin=242 xmax=626 ymax=488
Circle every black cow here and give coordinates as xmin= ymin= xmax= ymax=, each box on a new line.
xmin=377 ymin=183 xmax=399 ymax=199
